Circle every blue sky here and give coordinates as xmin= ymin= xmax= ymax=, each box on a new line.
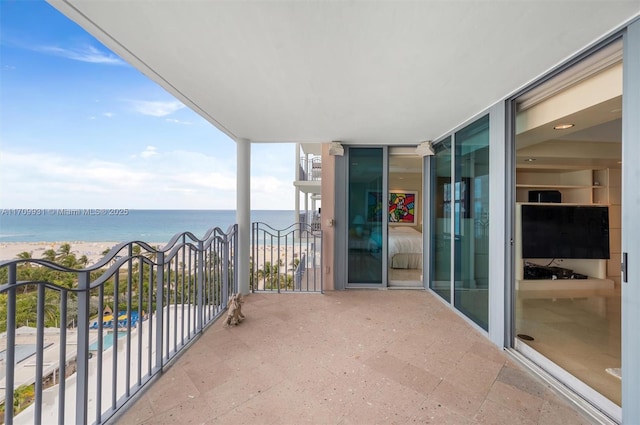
xmin=0 ymin=0 xmax=295 ymax=210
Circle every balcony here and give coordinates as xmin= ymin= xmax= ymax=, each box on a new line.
xmin=1 ymin=222 xmax=594 ymax=424
xmin=119 ymin=290 xmax=595 ymax=424
xmin=0 ymin=223 xmax=322 ymax=424
xmin=298 ymin=156 xmax=322 ymax=182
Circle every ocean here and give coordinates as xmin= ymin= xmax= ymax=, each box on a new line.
xmin=0 ymin=209 xmax=297 ymax=243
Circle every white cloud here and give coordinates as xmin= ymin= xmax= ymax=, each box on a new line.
xmin=36 ymin=44 xmax=125 ymax=65
xmin=165 ymin=118 xmax=193 ymax=125
xmin=103 ymin=112 xmax=114 ymax=118
xmin=140 ymin=146 xmax=158 ymax=158
xmin=0 ymin=147 xmax=294 ymax=210
xmin=129 ymin=100 xmax=186 ymax=117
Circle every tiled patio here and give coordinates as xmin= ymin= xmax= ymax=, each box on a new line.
xmin=119 ymin=290 xmax=596 ymax=425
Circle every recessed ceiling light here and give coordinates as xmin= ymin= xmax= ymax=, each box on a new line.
xmin=525 ymin=158 xmax=536 ymax=162
xmin=553 ymin=123 xmax=575 ymax=130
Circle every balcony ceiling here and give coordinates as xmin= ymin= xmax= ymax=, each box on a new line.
xmin=48 ymin=1 xmax=640 ymax=145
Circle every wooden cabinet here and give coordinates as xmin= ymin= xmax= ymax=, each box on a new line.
xmin=516 ymin=168 xmax=611 ymax=204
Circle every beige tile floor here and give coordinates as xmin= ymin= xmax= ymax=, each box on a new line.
xmin=516 ymin=289 xmax=621 ymax=405
xmin=118 ymin=290 xmax=597 ymax=425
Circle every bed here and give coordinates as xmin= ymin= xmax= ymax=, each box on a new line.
xmin=388 ymin=227 xmax=423 ymax=269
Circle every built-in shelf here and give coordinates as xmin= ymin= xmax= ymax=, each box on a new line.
xmin=515 ymin=166 xmax=622 ymax=289
xmin=516 ymin=168 xmax=611 ymax=204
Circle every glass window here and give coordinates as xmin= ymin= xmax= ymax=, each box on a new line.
xmin=454 ymin=115 xmax=490 ymax=330
xmin=430 ymin=137 xmax=452 ymax=301
xmin=348 ymin=148 xmax=383 ymax=284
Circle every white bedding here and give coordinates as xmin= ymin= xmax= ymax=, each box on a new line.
xmin=388 ymin=227 xmax=423 ymax=268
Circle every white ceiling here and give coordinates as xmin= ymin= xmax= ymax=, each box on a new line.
xmin=48 ymin=1 xmax=640 ymax=146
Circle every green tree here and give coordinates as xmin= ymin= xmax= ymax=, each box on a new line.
xmin=255 ymin=260 xmax=294 ymax=290
xmin=16 ymin=251 xmax=33 ymax=260
xmin=55 ymin=243 xmax=79 ymax=268
xmin=13 ymin=384 xmax=35 ymax=413
xmin=78 ymin=255 xmax=90 ymax=268
xmin=56 ymin=243 xmax=72 ymax=258
xmin=42 ymin=249 xmax=57 ymax=262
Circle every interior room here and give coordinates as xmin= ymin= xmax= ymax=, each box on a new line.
xmin=388 ymin=149 xmax=424 ymax=288
xmin=514 ymin=43 xmax=622 ymax=407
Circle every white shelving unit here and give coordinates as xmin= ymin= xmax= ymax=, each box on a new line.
xmin=515 ymin=168 xmax=610 ymax=204
xmin=515 ymin=167 xmax=618 ymax=291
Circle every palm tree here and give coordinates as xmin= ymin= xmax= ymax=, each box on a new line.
xmin=78 ymin=255 xmax=90 ymax=268
xmin=16 ymin=251 xmax=33 ymax=260
xmin=289 ymin=258 xmax=301 ymax=272
xmin=56 ymin=243 xmax=79 ymax=267
xmin=42 ymin=249 xmax=57 ymax=262
xmin=56 ymin=243 xmax=72 ymax=258
xmin=147 ymin=245 xmax=159 ymax=262
xmin=256 ymin=260 xmax=295 ymax=290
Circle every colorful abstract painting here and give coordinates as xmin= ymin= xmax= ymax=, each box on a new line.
xmin=388 ymin=192 xmax=416 ymax=224
xmin=366 ymin=191 xmax=383 ymax=222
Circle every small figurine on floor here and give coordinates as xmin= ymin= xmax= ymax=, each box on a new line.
xmin=225 ymin=293 xmax=245 ymax=326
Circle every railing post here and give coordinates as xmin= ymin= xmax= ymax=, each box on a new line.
xmin=58 ymin=291 xmax=68 ymax=425
xmin=197 ymin=240 xmax=204 ymax=332
xmin=222 ymin=236 xmax=229 ymax=304
xmin=4 ymin=263 xmax=17 ymax=425
xmin=277 ymin=229 xmax=281 ymax=294
xmin=155 ymin=252 xmax=165 ymax=370
xmin=235 ymin=226 xmax=239 ymax=293
xmin=320 ymin=232 xmax=324 ymax=293
xmin=35 ymin=285 xmax=45 ymax=424
xmin=75 ymin=271 xmax=90 ymax=425
xmin=250 ymin=223 xmax=255 ymax=293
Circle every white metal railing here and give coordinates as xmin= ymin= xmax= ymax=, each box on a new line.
xmin=251 ymin=222 xmax=322 ymax=293
xmin=298 ymin=157 xmax=322 ymax=182
xmin=0 ymin=225 xmax=237 ymax=425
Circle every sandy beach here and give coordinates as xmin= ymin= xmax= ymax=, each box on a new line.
xmin=0 ymin=241 xmax=123 ymax=265
xmin=0 ymin=241 xmax=303 ymax=270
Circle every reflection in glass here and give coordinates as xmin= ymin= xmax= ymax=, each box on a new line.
xmin=388 ymin=151 xmax=423 ymax=287
xmin=348 ymin=148 xmax=383 ymax=284
xmin=454 ymin=115 xmax=489 ymax=330
xmin=430 ymin=137 xmax=452 ymax=301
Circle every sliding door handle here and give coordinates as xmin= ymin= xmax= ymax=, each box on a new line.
xmin=622 ymin=252 xmax=628 ymax=283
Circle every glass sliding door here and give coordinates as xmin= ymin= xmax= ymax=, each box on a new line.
xmin=348 ymin=148 xmax=384 ymax=285
xmin=388 ymin=148 xmax=424 ymax=288
xmin=513 ymin=49 xmax=623 ymax=410
xmin=430 ymin=137 xmax=452 ymax=301
xmin=454 ymin=115 xmax=490 ymax=330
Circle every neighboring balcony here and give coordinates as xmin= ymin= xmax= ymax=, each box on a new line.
xmin=294 ymin=156 xmax=322 ymax=195
xmin=298 ymin=156 xmax=322 ymax=182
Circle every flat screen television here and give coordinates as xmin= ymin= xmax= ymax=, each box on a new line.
xmin=521 ymin=204 xmax=610 ymax=259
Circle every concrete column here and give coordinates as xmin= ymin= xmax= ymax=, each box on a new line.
xmin=295 ymin=143 xmax=301 ymax=224
xmin=237 ymin=138 xmax=251 ymax=294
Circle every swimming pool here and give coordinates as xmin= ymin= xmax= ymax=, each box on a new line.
xmin=89 ymin=332 xmax=128 ymax=351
